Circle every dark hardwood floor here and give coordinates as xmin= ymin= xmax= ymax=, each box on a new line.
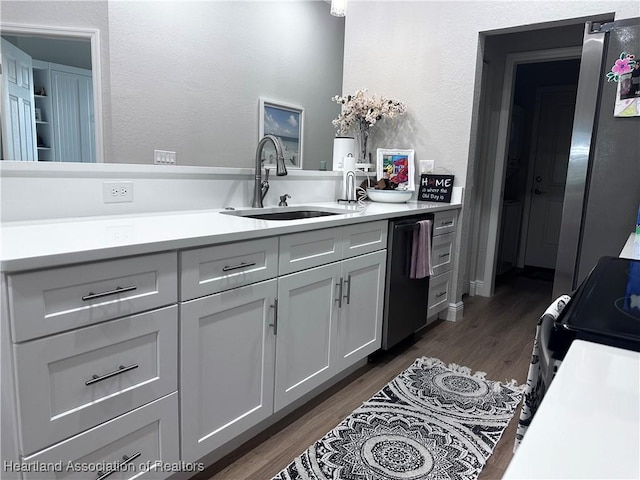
xmin=201 ymin=271 xmax=554 ymax=480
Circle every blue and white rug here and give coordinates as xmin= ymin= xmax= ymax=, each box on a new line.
xmin=273 ymin=357 xmax=524 ymax=480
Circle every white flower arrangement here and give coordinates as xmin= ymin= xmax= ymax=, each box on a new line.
xmin=331 ymin=88 xmax=406 ymax=136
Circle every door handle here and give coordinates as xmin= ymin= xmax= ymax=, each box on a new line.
xmin=335 ymin=278 xmax=344 ymax=308
xmin=343 ymin=275 xmax=352 ymax=305
xmin=534 ymin=188 xmax=545 ymax=195
xmin=270 ymin=297 xmax=278 ymax=335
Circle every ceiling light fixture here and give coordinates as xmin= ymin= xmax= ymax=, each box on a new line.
xmin=330 ymin=0 xmax=346 ymax=17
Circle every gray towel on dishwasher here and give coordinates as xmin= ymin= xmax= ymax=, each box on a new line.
xmin=410 ymin=219 xmax=433 ymax=279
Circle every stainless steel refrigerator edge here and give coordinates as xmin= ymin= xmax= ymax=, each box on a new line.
xmin=554 ymin=18 xmax=640 ymax=298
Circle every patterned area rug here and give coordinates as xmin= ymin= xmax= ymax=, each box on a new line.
xmin=273 ymin=357 xmax=524 ymax=480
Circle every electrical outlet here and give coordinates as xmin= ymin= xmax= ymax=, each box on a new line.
xmin=154 ymin=150 xmax=176 ymax=165
xmin=103 ymin=182 xmax=134 ymax=203
xmin=420 ymin=160 xmax=435 ymax=174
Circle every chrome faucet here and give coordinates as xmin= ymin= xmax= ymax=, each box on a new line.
xmin=253 ymin=135 xmax=287 ymax=208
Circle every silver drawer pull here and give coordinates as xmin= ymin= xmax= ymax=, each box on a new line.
xmin=95 ymin=451 xmax=141 ymax=480
xmin=85 ymin=364 xmax=139 ymax=386
xmin=440 ymin=221 xmax=454 ymax=226
xmin=439 ymin=253 xmax=450 ymax=258
xmin=436 ymin=291 xmax=447 ymax=298
xmin=336 ymin=278 xmax=344 ymax=308
xmin=222 ymin=261 xmax=257 ymax=272
xmin=82 ymin=285 xmax=137 ymax=301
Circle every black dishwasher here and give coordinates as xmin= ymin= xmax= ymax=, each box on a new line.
xmin=381 ymin=214 xmax=434 ymax=350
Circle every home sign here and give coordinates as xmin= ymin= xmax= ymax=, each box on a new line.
xmin=418 ymin=174 xmax=454 ymax=203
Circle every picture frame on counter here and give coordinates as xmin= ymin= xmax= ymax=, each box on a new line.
xmin=376 ymin=148 xmax=415 ymax=191
xmin=259 ymin=98 xmax=304 ymax=169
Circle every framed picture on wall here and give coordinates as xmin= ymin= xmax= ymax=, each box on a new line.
xmin=376 ymin=148 xmax=415 ymax=191
xmin=34 ymin=108 xmax=42 ymax=122
xmin=259 ymin=98 xmax=304 ymax=169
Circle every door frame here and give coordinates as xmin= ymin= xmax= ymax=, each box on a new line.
xmin=476 ymin=46 xmax=582 ymax=297
xmin=0 ymin=23 xmax=104 ymax=163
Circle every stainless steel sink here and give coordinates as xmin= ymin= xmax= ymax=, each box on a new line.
xmin=221 ymin=207 xmax=345 ymax=221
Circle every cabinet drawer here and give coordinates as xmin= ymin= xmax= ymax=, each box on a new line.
xmin=427 ymin=271 xmax=451 ymax=318
xmin=342 ymin=221 xmax=388 ymax=259
xmin=8 ymin=252 xmax=177 ymax=342
xmin=431 ymin=232 xmax=455 ymax=276
xmin=279 ymin=227 xmax=342 ymax=275
xmin=14 ymin=305 xmax=177 ymax=455
xmin=22 ymin=393 xmax=180 ymax=480
xmin=433 ymin=210 xmax=457 ymax=236
xmin=181 ymin=237 xmax=278 ymax=300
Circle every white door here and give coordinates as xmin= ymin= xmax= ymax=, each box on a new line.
xmin=337 ymin=251 xmax=386 ymax=371
xmin=525 ymin=86 xmax=576 ymax=269
xmin=50 ymin=65 xmax=94 ymax=162
xmin=274 ymin=263 xmax=341 ymax=412
xmin=1 ymin=38 xmax=36 ymax=161
xmin=180 ymin=279 xmax=277 ymax=463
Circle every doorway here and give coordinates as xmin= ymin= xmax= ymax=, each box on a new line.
xmin=496 ymin=60 xmax=581 ymax=283
xmin=467 ymin=16 xmax=616 ymax=298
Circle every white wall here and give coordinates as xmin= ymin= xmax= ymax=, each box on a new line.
xmin=342 ymin=0 xmax=639 ymax=305
xmin=2 ymin=1 xmax=344 ymax=170
xmin=108 ymin=1 xmax=344 ymax=170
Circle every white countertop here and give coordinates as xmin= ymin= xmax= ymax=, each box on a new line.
xmin=503 ymin=340 xmax=640 ymax=479
xmin=0 ymin=201 xmax=460 ymax=272
xmin=620 ymin=232 xmax=640 ymax=260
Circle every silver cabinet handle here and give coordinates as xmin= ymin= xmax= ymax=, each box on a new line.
xmin=85 ymin=364 xmax=139 ymax=386
xmin=269 ymin=297 xmax=278 ymax=335
xmin=95 ymin=451 xmax=141 ymax=480
xmin=343 ymin=274 xmax=352 ymax=305
xmin=335 ymin=278 xmax=344 ymax=308
xmin=439 ymin=253 xmax=450 ymax=258
xmin=82 ymin=285 xmax=137 ymax=301
xmin=222 ymin=261 xmax=257 ymax=272
xmin=441 ymin=220 xmax=454 ymax=226
xmin=436 ymin=291 xmax=447 ymax=298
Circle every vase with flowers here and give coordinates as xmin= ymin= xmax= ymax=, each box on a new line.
xmin=332 ymin=88 xmax=406 ymax=164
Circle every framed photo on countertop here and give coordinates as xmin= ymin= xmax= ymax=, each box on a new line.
xmin=259 ymin=98 xmax=304 ymax=169
xmin=376 ymin=148 xmax=415 ymax=191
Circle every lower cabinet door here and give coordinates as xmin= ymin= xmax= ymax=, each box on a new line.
xmin=22 ymin=392 xmax=179 ymax=480
xmin=337 ymin=251 xmax=386 ymax=371
xmin=274 ymin=263 xmax=341 ymax=412
xmin=180 ymin=279 xmax=277 ymax=463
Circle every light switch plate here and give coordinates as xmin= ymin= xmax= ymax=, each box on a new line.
xmin=154 ymin=150 xmax=176 ymax=165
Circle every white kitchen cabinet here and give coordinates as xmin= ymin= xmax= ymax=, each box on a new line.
xmin=180 ymin=279 xmax=277 ymax=463
xmin=8 ymin=251 xmax=177 ymax=342
xmin=336 ymin=250 xmax=386 ymax=371
xmin=22 ymin=393 xmax=180 ymax=480
xmin=14 ymin=305 xmax=177 ymax=455
xmin=428 ymin=210 xmax=457 ymax=321
xmin=181 ymin=237 xmax=278 ymax=300
xmin=3 ymin=252 xmax=180 ymax=474
xmin=274 ymin=263 xmax=341 ymax=411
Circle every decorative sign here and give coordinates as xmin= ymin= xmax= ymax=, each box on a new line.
xmin=418 ymin=174 xmax=454 ymax=203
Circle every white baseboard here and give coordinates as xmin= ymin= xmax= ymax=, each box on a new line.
xmin=469 ymin=280 xmax=492 ymax=297
xmin=439 ymin=301 xmax=464 ymax=322
xmin=469 ymin=280 xmax=483 ymax=296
